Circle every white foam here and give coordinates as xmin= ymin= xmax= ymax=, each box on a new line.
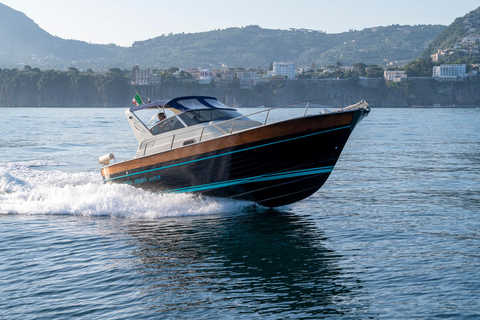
xmin=0 ymin=161 xmax=256 ymax=218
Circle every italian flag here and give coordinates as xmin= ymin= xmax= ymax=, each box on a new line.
xmin=132 ymin=93 xmax=143 ymax=106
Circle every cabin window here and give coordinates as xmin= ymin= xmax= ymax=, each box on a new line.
xmin=149 ymin=116 xmax=185 ymax=135
xmin=178 ymin=109 xmax=247 ymax=126
xmin=176 ymin=98 xmax=231 ymax=110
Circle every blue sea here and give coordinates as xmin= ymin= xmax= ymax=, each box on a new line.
xmin=1 ymin=106 xmax=479 ymax=319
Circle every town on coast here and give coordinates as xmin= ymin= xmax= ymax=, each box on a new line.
xmin=0 ymin=61 xmax=478 ymax=108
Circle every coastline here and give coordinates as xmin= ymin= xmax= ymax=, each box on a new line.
xmin=1 ymin=78 xmax=479 ymax=108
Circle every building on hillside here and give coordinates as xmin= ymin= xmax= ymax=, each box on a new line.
xmin=432 ymin=64 xmax=467 ymax=81
xmin=131 ymin=66 xmax=160 ymax=85
xmin=461 ymin=36 xmax=480 ymax=44
xmin=431 ymin=51 xmax=444 ymax=62
xmin=236 ymin=71 xmax=262 ymax=88
xmin=198 ymin=69 xmax=215 ymax=84
xmin=186 ymin=68 xmax=200 ymax=79
xmin=384 ymin=70 xmax=407 ymax=82
xmin=236 ymin=71 xmax=260 ymax=80
xmin=273 ymin=62 xmax=296 ymax=80
xmin=221 ymin=72 xmax=235 ymax=82
xmin=264 ymin=70 xmax=275 ymax=79
xmin=216 ymin=70 xmax=235 ymax=83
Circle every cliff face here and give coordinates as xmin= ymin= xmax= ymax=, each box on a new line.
xmin=144 ymin=79 xmax=480 ymax=108
xmin=2 ymin=78 xmax=479 ymax=107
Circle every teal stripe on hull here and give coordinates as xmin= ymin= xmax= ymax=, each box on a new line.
xmin=104 ymin=125 xmax=351 ymax=182
xmin=163 ymin=166 xmax=335 ymax=194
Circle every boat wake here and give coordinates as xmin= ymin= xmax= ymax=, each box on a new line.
xmin=0 ymin=161 xmax=257 ymax=218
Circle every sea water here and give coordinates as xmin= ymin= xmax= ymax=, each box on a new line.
xmin=0 ymin=107 xmax=479 ymax=319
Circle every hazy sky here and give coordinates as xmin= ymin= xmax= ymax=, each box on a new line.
xmin=2 ymin=0 xmax=478 ymax=46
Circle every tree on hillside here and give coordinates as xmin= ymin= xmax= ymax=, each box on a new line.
xmin=366 ymin=65 xmax=384 ymax=78
xmin=403 ymin=58 xmax=435 ymax=77
xmin=178 ymin=70 xmax=193 ymax=79
xmin=353 ymin=63 xmax=367 ymax=76
xmin=330 ymin=70 xmax=345 ymax=78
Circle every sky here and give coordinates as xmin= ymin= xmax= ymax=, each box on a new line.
xmin=1 ymin=0 xmax=478 ymax=47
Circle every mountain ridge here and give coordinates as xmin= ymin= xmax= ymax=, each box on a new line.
xmin=0 ymin=3 xmax=447 ymax=69
xmin=0 ymin=3 xmax=121 ymax=67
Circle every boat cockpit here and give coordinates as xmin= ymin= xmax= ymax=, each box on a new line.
xmin=125 ymin=96 xmax=261 ymax=158
xmin=149 ymin=108 xmax=248 ymax=136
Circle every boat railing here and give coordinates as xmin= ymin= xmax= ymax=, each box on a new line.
xmin=145 ymin=98 xmax=363 ymax=153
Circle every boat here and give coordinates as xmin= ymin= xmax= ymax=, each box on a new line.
xmin=99 ymin=96 xmax=370 ymax=207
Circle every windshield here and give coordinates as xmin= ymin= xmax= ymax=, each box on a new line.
xmin=149 ymin=116 xmax=185 ymax=136
xmin=177 ymin=109 xmax=247 ymax=126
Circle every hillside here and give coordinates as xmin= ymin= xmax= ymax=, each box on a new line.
xmin=123 ymin=24 xmax=445 ymax=69
xmin=421 ymin=6 xmax=480 ymax=63
xmin=0 ymin=3 xmax=446 ymax=69
xmin=0 ymin=3 xmax=123 ymax=68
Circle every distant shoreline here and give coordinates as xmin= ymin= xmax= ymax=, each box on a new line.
xmin=1 ymin=105 xmax=479 ymax=109
xmin=1 ymin=78 xmax=479 ymax=108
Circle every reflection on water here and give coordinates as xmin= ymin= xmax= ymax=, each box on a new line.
xmin=122 ymin=209 xmax=366 ymax=318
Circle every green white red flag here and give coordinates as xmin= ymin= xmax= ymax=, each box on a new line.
xmin=132 ymin=93 xmax=143 ymax=106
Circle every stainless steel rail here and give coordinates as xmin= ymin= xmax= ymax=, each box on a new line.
xmin=144 ymin=98 xmax=359 ymax=153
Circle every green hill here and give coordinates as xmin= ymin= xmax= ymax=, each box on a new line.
xmin=0 ymin=2 xmax=446 ymax=69
xmin=122 ymin=24 xmax=445 ymax=69
xmin=421 ymin=6 xmax=480 ymax=63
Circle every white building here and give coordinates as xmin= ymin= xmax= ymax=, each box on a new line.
xmin=220 ymin=72 xmax=235 ymax=82
xmin=273 ymin=62 xmax=296 ymax=80
xmin=236 ymin=71 xmax=260 ymax=80
xmin=384 ymin=70 xmax=407 ymax=82
xmin=432 ymin=64 xmax=467 ymax=81
xmin=131 ymin=66 xmax=160 ymax=85
xmin=132 ymin=66 xmax=152 ymax=85
xmin=264 ymin=70 xmax=275 ymax=79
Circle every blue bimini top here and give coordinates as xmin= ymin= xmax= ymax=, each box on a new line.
xmin=129 ymin=96 xmax=235 ymax=113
